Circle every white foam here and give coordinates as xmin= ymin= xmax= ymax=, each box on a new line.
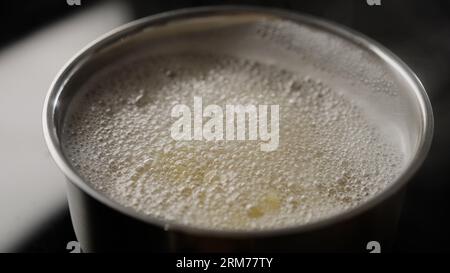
xmin=62 ymin=52 xmax=403 ymax=230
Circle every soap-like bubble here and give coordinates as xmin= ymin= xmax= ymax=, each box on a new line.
xmin=62 ymin=52 xmax=403 ymax=230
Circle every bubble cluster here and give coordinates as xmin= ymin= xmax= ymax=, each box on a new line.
xmin=62 ymin=52 xmax=403 ymax=230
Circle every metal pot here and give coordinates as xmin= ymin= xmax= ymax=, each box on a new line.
xmin=43 ymin=6 xmax=433 ymax=252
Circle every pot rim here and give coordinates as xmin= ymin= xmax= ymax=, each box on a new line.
xmin=42 ymin=5 xmax=434 ymax=238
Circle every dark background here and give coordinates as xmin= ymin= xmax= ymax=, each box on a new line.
xmin=2 ymin=0 xmax=449 ymax=252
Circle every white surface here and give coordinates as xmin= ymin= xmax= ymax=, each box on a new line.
xmin=0 ymin=2 xmax=131 ymax=251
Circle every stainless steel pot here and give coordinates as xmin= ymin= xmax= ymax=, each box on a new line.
xmin=43 ymin=6 xmax=433 ymax=252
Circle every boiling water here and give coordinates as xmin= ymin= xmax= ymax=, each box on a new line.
xmin=62 ymin=53 xmax=403 ymax=230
